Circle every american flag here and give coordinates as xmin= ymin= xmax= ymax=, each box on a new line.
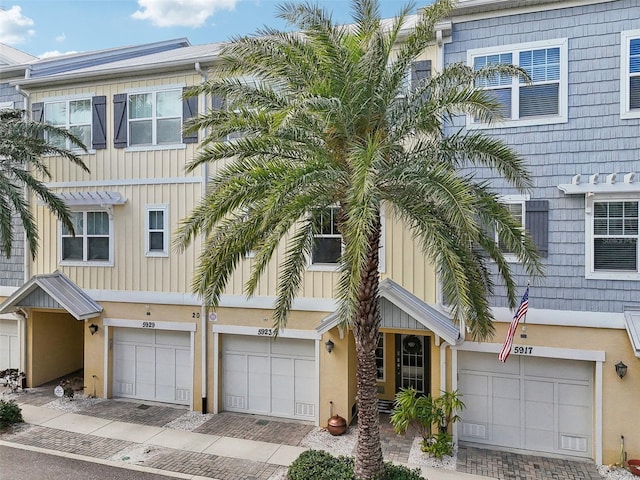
xmin=498 ymin=286 xmax=529 ymax=363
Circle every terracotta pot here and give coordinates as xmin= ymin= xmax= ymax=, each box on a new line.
xmin=327 ymin=414 xmax=347 ymax=436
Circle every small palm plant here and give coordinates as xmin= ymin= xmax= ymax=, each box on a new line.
xmin=390 ymin=388 xmax=465 ymax=459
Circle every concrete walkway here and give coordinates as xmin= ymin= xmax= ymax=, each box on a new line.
xmin=0 ymin=403 xmax=493 ymax=480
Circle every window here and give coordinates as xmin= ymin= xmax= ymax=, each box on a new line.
xmin=61 ymin=211 xmax=112 ymax=264
xmin=496 ymin=200 xmax=526 ymax=260
xmin=129 ymin=89 xmax=182 ymax=146
xmin=145 ymin=205 xmax=169 ymax=257
xmin=588 ymin=200 xmax=639 ymax=277
xmin=621 ymin=30 xmax=640 ymax=119
xmin=311 ymin=207 xmax=342 ymax=265
xmin=45 ymin=98 xmax=92 ymax=149
xmin=468 ymin=39 xmax=567 ymax=127
xmin=375 ymin=335 xmax=385 ymax=381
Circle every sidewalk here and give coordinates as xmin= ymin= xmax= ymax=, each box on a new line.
xmin=0 ymin=402 xmax=493 ymax=480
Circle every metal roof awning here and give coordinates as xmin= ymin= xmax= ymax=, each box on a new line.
xmin=316 ymin=278 xmax=461 ymax=345
xmin=0 ymin=271 xmax=102 ymax=320
xmin=56 ymin=191 xmax=127 ymax=206
xmin=558 ymin=172 xmax=640 ymax=195
xmin=624 ymin=310 xmax=640 ymax=358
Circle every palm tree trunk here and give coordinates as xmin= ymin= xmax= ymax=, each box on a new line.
xmin=353 ymin=215 xmax=384 ymax=480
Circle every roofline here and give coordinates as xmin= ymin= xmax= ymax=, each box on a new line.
xmin=451 ymin=0 xmax=617 ymax=18
xmin=10 ymin=54 xmax=221 ymax=88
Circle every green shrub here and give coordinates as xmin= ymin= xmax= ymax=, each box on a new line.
xmin=0 ymin=399 xmax=23 ymax=428
xmin=422 ymin=432 xmax=454 ymax=459
xmin=287 ymin=450 xmax=424 ymax=480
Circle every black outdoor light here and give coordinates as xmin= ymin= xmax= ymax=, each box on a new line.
xmin=615 ymin=361 xmax=628 ymax=379
xmin=88 ymin=323 xmax=99 ymax=335
xmin=325 ymin=339 xmax=335 ymax=353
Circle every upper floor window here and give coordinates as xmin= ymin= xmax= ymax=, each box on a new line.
xmin=145 ymin=205 xmax=169 ymax=257
xmin=33 ymin=96 xmax=106 ymax=151
xmin=588 ymin=200 xmax=639 ymax=279
xmin=61 ymin=210 xmax=113 ymax=265
xmin=468 ymin=39 xmax=568 ymax=128
xmin=114 ymin=85 xmax=197 ymax=150
xmin=312 ymin=207 xmax=342 ymax=266
xmin=129 ymin=90 xmax=182 ymax=146
xmin=496 ymin=199 xmax=526 ymax=261
xmin=621 ymin=30 xmax=640 ymax=119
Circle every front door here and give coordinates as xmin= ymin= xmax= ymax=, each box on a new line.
xmin=395 ymin=334 xmax=430 ymax=395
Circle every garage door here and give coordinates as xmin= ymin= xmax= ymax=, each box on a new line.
xmin=113 ymin=328 xmax=192 ymax=405
xmin=0 ymin=317 xmax=19 ymax=370
xmin=458 ymin=351 xmax=593 ymax=458
xmin=223 ymin=335 xmax=316 ymax=420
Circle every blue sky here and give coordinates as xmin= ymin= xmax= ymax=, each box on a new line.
xmin=0 ymin=0 xmax=420 ymax=59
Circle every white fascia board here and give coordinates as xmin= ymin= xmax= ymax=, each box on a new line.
xmin=212 ymin=323 xmax=319 ymax=340
xmin=454 ymin=341 xmax=606 ymax=362
xmin=491 ymin=307 xmax=625 ymax=329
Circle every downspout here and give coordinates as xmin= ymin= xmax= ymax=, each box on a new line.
xmin=195 ymin=61 xmax=209 ymax=414
xmin=15 ymin=84 xmax=31 ymax=285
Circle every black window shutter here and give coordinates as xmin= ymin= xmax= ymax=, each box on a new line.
xmin=182 ymin=87 xmax=198 ymax=144
xmin=113 ymin=93 xmax=128 ymax=149
xmin=526 ymin=200 xmax=549 ymax=258
xmin=92 ymin=95 xmax=107 ymax=150
xmin=411 ymin=60 xmax=432 ymax=91
xmin=32 ymin=102 xmax=44 ymax=140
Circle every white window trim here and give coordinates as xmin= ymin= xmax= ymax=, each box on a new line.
xmin=620 ymin=29 xmax=640 ymax=120
xmin=125 ymin=83 xmax=185 ymax=149
xmin=42 ymin=93 xmax=96 ymax=154
xmin=376 ymin=334 xmax=386 ymax=382
xmin=467 ymin=38 xmax=568 ymax=129
xmin=498 ymin=194 xmax=529 ymax=263
xmin=145 ymin=204 xmax=169 ymax=257
xmin=59 ymin=209 xmax=114 ymax=267
xmin=585 ymin=194 xmax=640 ymax=280
xmin=307 ymin=206 xmax=387 ymax=273
xmin=0 ymin=101 xmax=14 ymax=110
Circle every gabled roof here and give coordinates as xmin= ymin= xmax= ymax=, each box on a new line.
xmin=624 ymin=310 xmax=640 ymax=358
xmin=316 ymin=278 xmax=461 ymax=345
xmin=0 ymin=43 xmax=37 ymax=66
xmin=0 ymin=271 xmax=102 ymax=320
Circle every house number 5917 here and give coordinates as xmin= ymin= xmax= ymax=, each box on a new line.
xmin=513 ymin=346 xmax=533 ymax=355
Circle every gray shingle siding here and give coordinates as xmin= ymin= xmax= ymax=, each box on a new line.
xmin=0 ymin=83 xmax=27 ymax=288
xmin=445 ymin=0 xmax=640 ymax=313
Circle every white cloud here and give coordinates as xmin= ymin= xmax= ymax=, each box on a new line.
xmin=0 ymin=6 xmax=35 ymax=45
xmin=132 ymin=0 xmax=237 ymax=28
xmin=56 ymin=32 xmax=66 ymax=43
xmin=40 ymin=50 xmax=78 ymax=59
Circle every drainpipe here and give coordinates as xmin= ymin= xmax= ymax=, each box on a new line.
xmin=440 ymin=341 xmax=449 ymax=394
xmin=15 ymin=84 xmax=31 ymax=285
xmin=195 ymin=61 xmax=209 ymax=414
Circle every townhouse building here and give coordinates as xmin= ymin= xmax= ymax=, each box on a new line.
xmin=0 ymin=43 xmax=35 ymax=372
xmin=444 ymin=0 xmax=640 ymax=465
xmin=1 ymin=0 xmax=637 ymax=467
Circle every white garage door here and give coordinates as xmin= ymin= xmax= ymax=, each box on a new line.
xmin=223 ymin=335 xmax=316 ymax=420
xmin=113 ymin=328 xmax=192 ymax=405
xmin=458 ymin=351 xmax=593 ymax=458
xmin=0 ymin=317 xmax=19 ymax=370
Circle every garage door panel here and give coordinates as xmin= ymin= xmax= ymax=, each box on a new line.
xmin=525 ymin=379 xmax=554 ymax=403
xmin=113 ymin=328 xmax=192 ymax=406
xmin=459 ymin=373 xmax=488 ymax=396
xmin=459 ymin=352 xmax=593 ymax=458
xmin=493 ymin=376 xmax=519 ymax=400
xmin=493 ymin=397 xmax=520 ymax=427
xmin=223 ymin=335 xmax=315 ymax=420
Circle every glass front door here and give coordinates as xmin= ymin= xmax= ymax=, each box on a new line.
xmin=395 ymin=334 xmax=430 ymax=395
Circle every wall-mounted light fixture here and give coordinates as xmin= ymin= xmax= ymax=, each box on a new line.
xmin=88 ymin=323 xmax=99 ymax=335
xmin=325 ymin=339 xmax=335 ymax=354
xmin=615 ymin=361 xmax=628 ymax=379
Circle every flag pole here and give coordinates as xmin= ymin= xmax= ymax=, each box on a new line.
xmin=520 ymin=281 xmax=530 ymax=339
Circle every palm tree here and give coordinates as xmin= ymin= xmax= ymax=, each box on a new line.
xmin=0 ymin=108 xmax=89 ymax=258
xmin=176 ymin=0 xmax=542 ymax=477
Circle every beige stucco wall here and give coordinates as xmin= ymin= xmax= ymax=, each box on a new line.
xmin=28 ymin=310 xmax=84 ymax=387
